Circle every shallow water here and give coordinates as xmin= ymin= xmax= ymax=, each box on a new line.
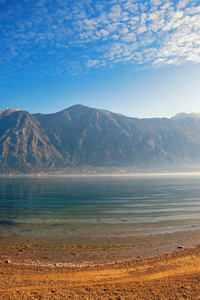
xmin=1 ymin=175 xmax=200 ymax=238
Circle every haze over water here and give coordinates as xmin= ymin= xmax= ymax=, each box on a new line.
xmin=1 ymin=175 xmax=200 ymax=239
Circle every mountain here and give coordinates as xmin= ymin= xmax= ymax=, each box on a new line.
xmin=0 ymin=108 xmax=66 ymax=173
xmin=1 ymin=105 xmax=200 ymax=173
xmin=172 ymin=112 xmax=200 ymax=119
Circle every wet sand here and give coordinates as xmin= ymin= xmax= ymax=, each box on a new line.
xmin=1 ymin=230 xmax=200 ymax=299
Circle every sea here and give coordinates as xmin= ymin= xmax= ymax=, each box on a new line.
xmin=1 ymin=175 xmax=200 ymax=240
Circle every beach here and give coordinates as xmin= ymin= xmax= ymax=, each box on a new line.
xmin=1 ymin=230 xmax=200 ymax=299
xmin=1 ymin=176 xmax=200 ymax=298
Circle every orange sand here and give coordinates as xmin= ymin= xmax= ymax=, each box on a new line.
xmin=1 ymin=238 xmax=200 ymax=299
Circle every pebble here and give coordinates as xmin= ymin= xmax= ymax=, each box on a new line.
xmin=178 ymin=246 xmax=184 ymax=249
xmin=5 ymin=260 xmax=11 ymax=264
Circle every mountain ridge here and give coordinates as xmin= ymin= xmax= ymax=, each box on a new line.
xmin=2 ymin=105 xmax=200 ymax=120
xmin=1 ymin=105 xmax=200 ymax=174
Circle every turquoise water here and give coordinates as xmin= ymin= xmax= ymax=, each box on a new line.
xmin=0 ymin=176 xmax=200 ymax=238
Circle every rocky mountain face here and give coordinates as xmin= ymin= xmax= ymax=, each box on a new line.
xmin=0 ymin=108 xmax=65 ymax=173
xmin=1 ymin=105 xmax=200 ymax=173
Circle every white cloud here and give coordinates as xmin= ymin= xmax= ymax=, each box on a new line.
xmin=150 ymin=0 xmax=163 ymax=6
xmin=96 ymin=28 xmax=110 ymax=37
xmin=0 ymin=0 xmax=200 ymax=79
xmin=177 ymin=0 xmax=190 ymax=10
xmin=123 ymin=1 xmax=138 ymax=13
xmin=108 ymin=4 xmax=122 ymax=21
xmin=121 ymin=32 xmax=136 ymax=42
xmin=86 ymin=59 xmax=100 ymax=67
xmin=186 ymin=6 xmax=200 ymax=15
xmin=137 ymin=25 xmax=148 ymax=34
xmin=160 ymin=2 xmax=172 ymax=10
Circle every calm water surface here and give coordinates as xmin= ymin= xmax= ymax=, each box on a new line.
xmin=0 ymin=176 xmax=200 ymax=238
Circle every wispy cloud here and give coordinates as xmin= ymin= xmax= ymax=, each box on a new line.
xmin=0 ymin=0 xmax=200 ymax=79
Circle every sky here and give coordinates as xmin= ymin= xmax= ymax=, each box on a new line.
xmin=0 ymin=0 xmax=200 ymax=118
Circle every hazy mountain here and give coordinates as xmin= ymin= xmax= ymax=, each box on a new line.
xmin=1 ymin=105 xmax=200 ymax=173
xmin=172 ymin=112 xmax=200 ymax=119
xmin=0 ymin=108 xmax=66 ymax=172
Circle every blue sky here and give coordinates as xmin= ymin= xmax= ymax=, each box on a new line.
xmin=0 ymin=0 xmax=200 ymax=118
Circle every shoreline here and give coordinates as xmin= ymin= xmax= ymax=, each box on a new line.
xmin=1 ymin=228 xmax=200 ymax=268
xmin=1 ymin=234 xmax=200 ymax=299
xmin=2 ymin=171 xmax=200 ymax=177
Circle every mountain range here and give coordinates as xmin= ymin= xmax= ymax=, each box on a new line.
xmin=1 ymin=105 xmax=200 ymax=174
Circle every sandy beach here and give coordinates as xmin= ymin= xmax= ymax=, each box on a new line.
xmin=1 ymin=231 xmax=200 ymax=299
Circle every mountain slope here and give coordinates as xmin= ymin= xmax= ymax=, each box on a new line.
xmin=0 ymin=108 xmax=65 ymax=172
xmin=35 ymin=105 xmax=200 ymax=167
xmin=1 ymin=105 xmax=200 ymax=173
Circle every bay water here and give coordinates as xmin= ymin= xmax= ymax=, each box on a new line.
xmin=1 ymin=175 xmax=200 ymax=239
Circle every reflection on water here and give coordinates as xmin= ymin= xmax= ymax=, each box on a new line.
xmin=0 ymin=175 xmax=200 ymax=238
